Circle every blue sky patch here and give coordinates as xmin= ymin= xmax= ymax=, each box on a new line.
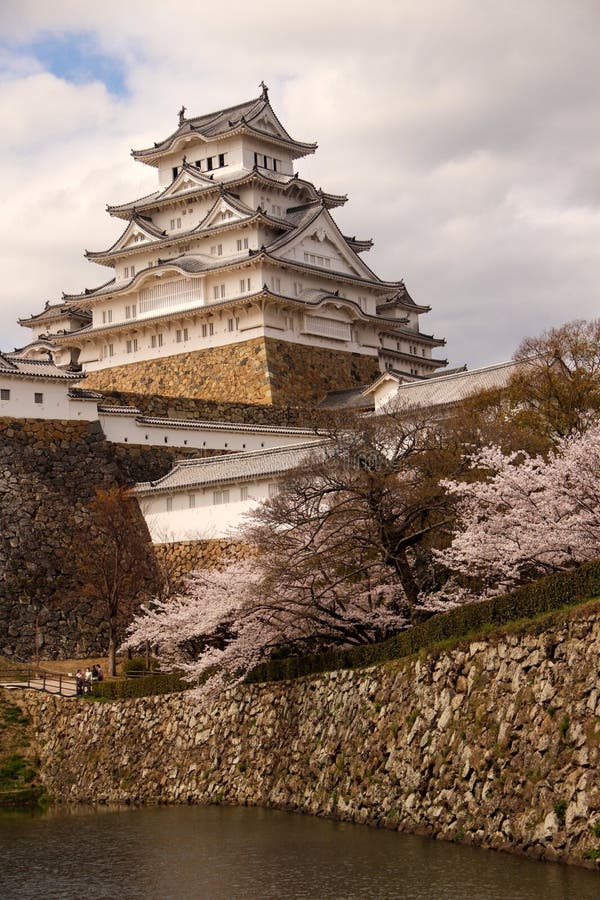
xmin=19 ymin=32 xmax=127 ymax=96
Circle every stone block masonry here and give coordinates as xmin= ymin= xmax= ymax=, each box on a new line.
xmin=97 ymin=390 xmax=332 ymax=427
xmin=0 ymin=417 xmax=203 ymax=660
xmin=83 ymin=338 xmax=380 ymax=407
xmin=22 ymin=602 xmax=600 ymax=868
xmin=154 ymin=540 xmax=251 ymax=586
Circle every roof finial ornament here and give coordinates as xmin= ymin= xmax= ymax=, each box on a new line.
xmin=259 ymin=80 xmax=269 ymax=101
xmin=178 ymin=105 xmax=186 ymax=126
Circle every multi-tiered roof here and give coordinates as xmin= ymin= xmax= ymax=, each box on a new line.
xmin=19 ymin=84 xmax=447 ymax=391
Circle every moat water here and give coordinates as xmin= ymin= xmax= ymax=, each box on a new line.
xmin=0 ymin=805 xmax=598 ymax=899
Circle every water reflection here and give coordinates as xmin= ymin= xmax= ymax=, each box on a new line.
xmin=0 ymin=805 xmax=597 ymax=900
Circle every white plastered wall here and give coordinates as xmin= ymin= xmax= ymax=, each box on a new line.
xmin=139 ymin=477 xmax=277 ymax=542
xmin=0 ymin=376 xmax=98 ymax=420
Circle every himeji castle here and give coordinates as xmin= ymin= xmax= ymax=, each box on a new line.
xmin=17 ymin=84 xmax=447 ymax=407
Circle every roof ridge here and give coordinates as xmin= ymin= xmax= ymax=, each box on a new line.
xmin=173 ymin=439 xmax=325 ymax=468
xmin=396 ymin=359 xmax=517 ymax=390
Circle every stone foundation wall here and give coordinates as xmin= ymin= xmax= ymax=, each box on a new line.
xmin=97 ymin=391 xmax=327 ymax=427
xmin=83 ymin=338 xmax=380 ymax=408
xmin=22 ymin=602 xmax=600 ymax=868
xmin=154 ymin=539 xmax=251 ymax=586
xmin=0 ymin=418 xmax=198 ymax=660
xmin=266 ymin=340 xmax=380 ymax=407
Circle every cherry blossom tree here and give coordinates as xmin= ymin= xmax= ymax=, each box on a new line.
xmin=437 ymin=422 xmax=600 ymax=592
xmin=120 ymin=555 xmax=416 ymax=695
xmin=242 ymin=407 xmax=463 ymax=623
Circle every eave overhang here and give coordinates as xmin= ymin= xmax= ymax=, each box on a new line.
xmin=379 ymin=328 xmax=446 ymax=347
xmin=53 ymin=285 xmax=428 ymax=346
xmin=85 ymin=208 xmax=293 ymax=267
xmin=131 ymin=97 xmax=317 ymax=166
xmin=107 ymin=170 xmax=346 ymax=220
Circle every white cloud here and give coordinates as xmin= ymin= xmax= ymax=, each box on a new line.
xmin=0 ymin=0 xmax=599 ymax=369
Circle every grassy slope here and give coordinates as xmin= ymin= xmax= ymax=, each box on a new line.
xmin=0 ymin=690 xmax=44 ymax=807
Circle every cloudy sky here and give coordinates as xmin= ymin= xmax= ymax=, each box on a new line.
xmin=0 ymin=0 xmax=598 ymax=369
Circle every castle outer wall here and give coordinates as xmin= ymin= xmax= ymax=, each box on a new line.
xmin=20 ymin=600 xmax=600 ymax=868
xmin=82 ymin=338 xmax=381 ymax=407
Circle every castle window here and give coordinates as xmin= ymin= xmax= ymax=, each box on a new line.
xmin=176 ymin=329 xmax=182 ymax=343
xmin=183 ymin=328 xmax=189 ymax=341
xmin=240 ymin=278 xmax=251 ymax=293
xmin=213 ymin=284 xmax=226 ymax=299
xmin=206 ymin=157 xmax=213 ymax=171
xmin=166 ymin=497 xmax=173 ymax=512
xmin=188 ymin=494 xmax=196 ymax=509
xmin=126 ymin=340 xmax=133 ymax=353
xmin=294 ymin=282 xmax=303 ymax=296
xmin=213 ymin=489 xmax=230 ymax=505
xmin=177 ymin=218 xmax=181 ymax=229
xmin=172 ymin=167 xmax=178 ymax=181
xmin=34 ymin=392 xmax=43 ymax=404
xmin=0 ymin=389 xmax=9 ymax=401
xmin=210 ymin=322 xmax=214 ymax=335
xmin=151 ymin=334 xmax=164 ymax=348
xmin=270 ymin=277 xmax=281 ymax=291
xmin=202 ymin=324 xmax=207 ymax=337
xmin=268 ymin=483 xmax=280 ymax=498
xmin=109 ymin=344 xmax=114 ymax=357
xmin=219 ymin=153 xmax=226 ymax=167
xmin=170 ymin=219 xmax=175 ymax=230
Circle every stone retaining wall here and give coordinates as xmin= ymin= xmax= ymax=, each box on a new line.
xmin=22 ymin=602 xmax=600 ymax=868
xmin=153 ymin=539 xmax=251 ymax=585
xmin=83 ymin=338 xmax=380 ymax=408
xmin=98 ymin=390 xmax=327 ymax=426
xmin=0 ymin=418 xmax=197 ymax=660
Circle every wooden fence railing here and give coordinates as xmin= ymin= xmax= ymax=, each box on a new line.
xmin=0 ymin=668 xmax=77 ymax=697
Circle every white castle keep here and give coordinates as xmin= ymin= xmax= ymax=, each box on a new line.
xmin=15 ymin=84 xmax=447 ymax=408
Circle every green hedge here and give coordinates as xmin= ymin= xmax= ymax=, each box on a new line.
xmin=246 ymin=559 xmax=600 ymax=685
xmin=90 ymin=671 xmax=187 ymax=700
